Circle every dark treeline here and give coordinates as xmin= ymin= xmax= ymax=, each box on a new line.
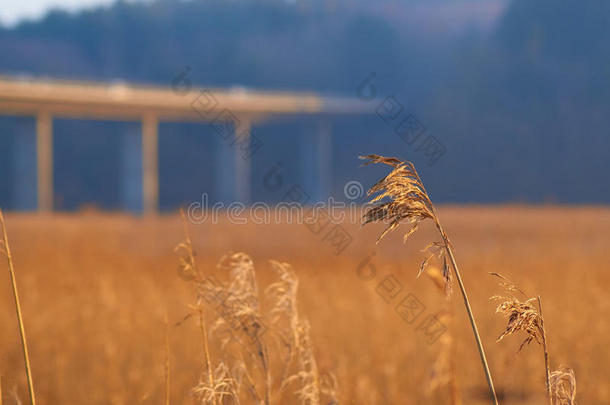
xmin=1 ymin=0 xmax=609 ymax=209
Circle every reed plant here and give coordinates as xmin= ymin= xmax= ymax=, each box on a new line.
xmin=490 ymin=273 xmax=576 ymax=405
xmin=360 ymin=154 xmax=498 ymax=404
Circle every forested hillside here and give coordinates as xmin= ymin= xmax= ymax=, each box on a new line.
xmin=1 ymin=0 xmax=609 ymax=209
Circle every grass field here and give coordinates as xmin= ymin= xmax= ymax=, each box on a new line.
xmin=0 ymin=206 xmax=608 ymax=404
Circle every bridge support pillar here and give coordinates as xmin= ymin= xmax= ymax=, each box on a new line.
xmin=142 ymin=114 xmax=159 ymax=215
xmin=121 ymin=125 xmax=143 ymax=213
xmin=234 ymin=118 xmax=251 ymax=204
xmin=36 ymin=111 xmax=53 ymax=212
xmin=215 ymin=117 xmax=252 ymax=204
xmin=10 ymin=119 xmax=37 ymax=210
xmin=301 ymin=120 xmax=332 ymax=202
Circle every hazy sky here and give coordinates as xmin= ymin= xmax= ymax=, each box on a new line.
xmin=0 ymin=0 xmax=507 ymax=29
xmin=0 ymin=0 xmax=114 ymax=26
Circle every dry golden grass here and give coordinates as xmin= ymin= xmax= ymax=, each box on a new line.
xmin=0 ymin=206 xmax=609 ymax=404
xmin=175 ymin=206 xmax=335 ymax=404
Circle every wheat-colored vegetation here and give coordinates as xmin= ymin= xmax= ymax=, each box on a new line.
xmin=174 ymin=212 xmax=335 ymax=404
xmin=0 ymin=205 xmax=608 ymax=404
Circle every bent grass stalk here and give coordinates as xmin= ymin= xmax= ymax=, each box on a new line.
xmin=0 ymin=210 xmax=36 ymax=405
xmin=360 ymin=155 xmax=498 ymax=405
xmin=437 ymin=221 xmax=497 ymax=405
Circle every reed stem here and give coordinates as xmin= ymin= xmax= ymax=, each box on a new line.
xmin=198 ymin=307 xmax=215 ymax=393
xmin=435 ymin=219 xmax=498 ymax=405
xmin=537 ymin=296 xmax=552 ymax=405
xmin=0 ymin=210 xmax=36 ymax=405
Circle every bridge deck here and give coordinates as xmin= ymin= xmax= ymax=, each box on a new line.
xmin=0 ymin=75 xmax=367 ymax=214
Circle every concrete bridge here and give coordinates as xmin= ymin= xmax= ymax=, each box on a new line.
xmin=0 ymin=75 xmax=368 ymax=213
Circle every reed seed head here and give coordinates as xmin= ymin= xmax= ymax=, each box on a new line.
xmin=193 ymin=362 xmax=239 ymax=404
xmin=361 ymin=154 xmax=452 ymax=295
xmin=549 ymin=366 xmax=576 ymax=405
xmin=360 ymin=154 xmax=436 ymax=243
xmin=490 ymin=273 xmax=544 ymax=352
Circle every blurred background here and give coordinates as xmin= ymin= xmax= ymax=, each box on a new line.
xmin=1 ymin=0 xmax=608 ymax=212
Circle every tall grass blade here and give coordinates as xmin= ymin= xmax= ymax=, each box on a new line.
xmin=0 ymin=210 xmax=36 ymax=405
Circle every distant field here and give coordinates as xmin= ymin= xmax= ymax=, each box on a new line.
xmin=0 ymin=207 xmax=608 ymax=404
